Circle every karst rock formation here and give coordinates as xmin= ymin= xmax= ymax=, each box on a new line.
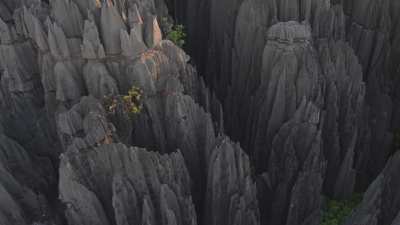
xmin=0 ymin=0 xmax=399 ymax=225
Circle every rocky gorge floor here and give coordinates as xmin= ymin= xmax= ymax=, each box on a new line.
xmin=0 ymin=0 xmax=400 ymax=225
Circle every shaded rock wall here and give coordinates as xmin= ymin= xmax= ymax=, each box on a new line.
xmin=172 ymin=0 xmax=389 ymax=193
xmin=204 ymin=136 xmax=259 ymax=225
xmin=0 ymin=1 xmax=257 ymax=225
xmin=167 ymin=0 xmax=400 ymax=224
xmin=261 ymin=99 xmax=325 ymax=225
xmin=343 ymin=152 xmax=400 ymax=225
xmin=1 ymin=1 xmax=400 ymax=225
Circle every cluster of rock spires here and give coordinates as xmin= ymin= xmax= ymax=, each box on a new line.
xmin=0 ymin=0 xmax=399 ymax=225
xmin=0 ymin=0 xmax=248 ymax=225
xmin=173 ymin=0 xmax=400 ymax=224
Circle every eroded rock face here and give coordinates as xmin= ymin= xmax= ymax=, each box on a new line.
xmin=56 ymin=96 xmax=113 ymax=152
xmin=225 ymin=20 xmax=365 ymax=203
xmin=317 ymin=39 xmax=365 ymax=199
xmin=1 ymin=1 xmax=229 ymax=224
xmin=176 ymin=0 xmax=399 ymax=188
xmin=204 ymin=136 xmax=259 ymax=225
xmin=168 ymin=0 xmax=400 ymax=224
xmin=1 ymin=0 xmax=400 ymax=225
xmin=59 ymin=143 xmax=197 ymax=225
xmin=242 ymin=22 xmax=322 ymax=173
xmin=259 ymin=99 xmax=324 ymax=225
xmin=0 ymin=132 xmax=57 ymax=225
xmin=0 ymin=1 xmax=199 ymax=224
xmin=337 ymin=0 xmax=400 ymax=188
xmin=343 ymin=152 xmax=400 ymax=225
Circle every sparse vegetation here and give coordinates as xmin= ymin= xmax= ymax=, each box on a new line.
xmin=161 ymin=17 xmax=186 ymax=48
xmin=124 ymin=86 xmax=143 ymax=118
xmin=103 ymin=86 xmax=143 ymax=120
xmin=321 ymin=194 xmax=362 ymax=225
xmin=166 ymin=24 xmax=186 ymax=48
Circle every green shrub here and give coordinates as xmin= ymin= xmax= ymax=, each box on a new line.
xmin=123 ymin=86 xmax=143 ymax=118
xmin=166 ymin=24 xmax=186 ymax=48
xmin=103 ymin=86 xmax=143 ymax=120
xmin=321 ymin=193 xmax=362 ymax=225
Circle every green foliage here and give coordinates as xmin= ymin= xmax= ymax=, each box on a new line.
xmin=321 ymin=193 xmax=363 ymax=225
xmin=166 ymin=24 xmax=186 ymax=48
xmin=159 ymin=17 xmax=186 ymax=48
xmin=123 ymin=86 xmax=143 ymax=119
xmin=103 ymin=86 xmax=143 ymax=120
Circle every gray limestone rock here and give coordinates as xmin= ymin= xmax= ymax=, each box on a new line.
xmin=0 ymin=1 xmax=218 ymax=225
xmin=56 ymin=96 xmax=113 ymax=151
xmin=0 ymin=183 xmax=27 ymax=225
xmin=262 ymin=99 xmax=325 ymax=225
xmin=54 ymin=61 xmax=85 ymax=103
xmin=338 ymin=0 xmax=400 ymax=189
xmin=247 ymin=21 xmax=322 ymax=173
xmin=50 ymin=0 xmax=83 ymax=38
xmin=120 ymin=28 xmax=147 ymax=58
xmin=82 ymin=19 xmax=106 ymax=60
xmin=131 ymin=85 xmax=217 ymax=213
xmin=0 ymin=132 xmax=57 ymax=225
xmin=317 ymin=39 xmax=365 ymax=199
xmin=204 ymin=136 xmax=259 ymax=225
xmin=83 ymin=61 xmax=119 ymax=99
xmin=3 ymin=1 xmax=400 ymax=225
xmin=144 ymin=15 xmax=162 ymax=48
xmin=59 ymin=143 xmax=197 ymax=225
xmin=343 ymin=151 xmax=400 ymax=225
xmin=100 ymin=2 xmax=127 ymax=55
xmin=0 ymin=13 xmax=60 ymax=162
